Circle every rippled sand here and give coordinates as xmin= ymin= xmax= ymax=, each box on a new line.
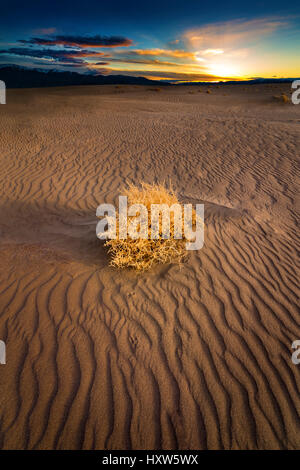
xmin=0 ymin=84 xmax=299 ymax=449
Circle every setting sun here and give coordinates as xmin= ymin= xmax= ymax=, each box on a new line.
xmin=208 ymin=62 xmax=241 ymax=79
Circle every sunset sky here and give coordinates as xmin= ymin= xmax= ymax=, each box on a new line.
xmin=0 ymin=1 xmax=299 ymax=82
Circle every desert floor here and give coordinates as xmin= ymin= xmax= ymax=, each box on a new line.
xmin=0 ymin=84 xmax=299 ymax=449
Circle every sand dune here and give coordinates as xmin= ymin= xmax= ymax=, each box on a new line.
xmin=0 ymin=84 xmax=299 ymax=449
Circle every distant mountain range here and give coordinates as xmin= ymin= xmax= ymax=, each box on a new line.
xmin=0 ymin=65 xmax=298 ymax=88
xmin=0 ymin=65 xmax=165 ymax=88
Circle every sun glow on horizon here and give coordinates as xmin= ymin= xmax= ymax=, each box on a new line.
xmin=208 ymin=62 xmax=242 ymax=78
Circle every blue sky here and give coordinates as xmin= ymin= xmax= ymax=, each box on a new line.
xmin=0 ymin=1 xmax=299 ymax=81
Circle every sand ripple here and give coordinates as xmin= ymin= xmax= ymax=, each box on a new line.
xmin=0 ymin=85 xmax=299 ymax=449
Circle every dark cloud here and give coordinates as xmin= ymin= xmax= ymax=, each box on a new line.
xmin=58 ymin=63 xmax=87 ymax=68
xmin=19 ymin=35 xmax=132 ymax=48
xmin=0 ymin=47 xmax=109 ymax=65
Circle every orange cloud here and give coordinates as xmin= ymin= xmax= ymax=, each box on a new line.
xmin=131 ymin=48 xmax=196 ymax=59
xmin=185 ymin=17 xmax=289 ymax=50
xmin=109 ymin=57 xmax=200 ymax=67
